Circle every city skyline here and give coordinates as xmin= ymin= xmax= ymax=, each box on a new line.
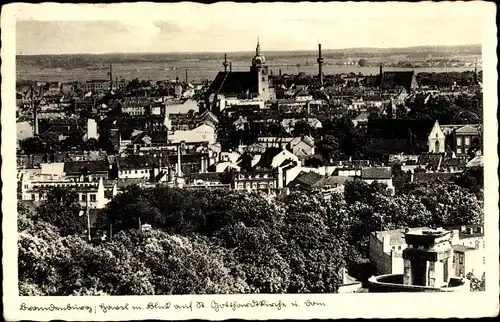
xmin=15 ymin=2 xmax=487 ymax=55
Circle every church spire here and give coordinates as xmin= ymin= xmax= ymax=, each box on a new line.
xmin=256 ymin=37 xmax=261 ymax=56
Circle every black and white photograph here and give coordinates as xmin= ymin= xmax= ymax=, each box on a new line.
xmin=2 ymin=1 xmax=498 ymax=320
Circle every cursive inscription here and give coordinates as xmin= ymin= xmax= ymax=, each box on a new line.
xmin=20 ymin=299 xmax=325 ymax=315
xmin=211 ymin=300 xmax=286 ymax=312
xmin=99 ymin=303 xmax=129 ymax=313
xmin=20 ymin=303 xmax=93 ymax=313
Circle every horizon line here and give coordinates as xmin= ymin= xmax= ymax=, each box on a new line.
xmin=17 ymin=43 xmax=482 ymax=56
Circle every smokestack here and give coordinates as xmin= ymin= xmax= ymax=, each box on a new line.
xmin=229 ymin=62 xmax=232 ymax=73
xmin=176 ymin=144 xmax=182 ymax=177
xmin=115 ymin=76 xmax=118 ymax=90
xmin=317 ymin=44 xmax=324 ymax=85
xmin=223 ymin=53 xmax=229 ymax=72
xmin=380 ymin=62 xmax=383 ymax=77
xmin=109 ymin=64 xmax=113 ymax=90
xmin=279 ymin=69 xmax=282 ymax=77
xmin=185 ymin=69 xmax=188 ymax=83
xmin=34 ymin=85 xmax=42 ymax=136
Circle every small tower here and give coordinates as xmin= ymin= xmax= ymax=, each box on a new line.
xmin=317 ymin=43 xmax=325 ymax=85
xmin=403 ymin=229 xmax=454 ymax=288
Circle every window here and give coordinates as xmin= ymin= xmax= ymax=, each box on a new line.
xmin=135 ymin=170 xmax=138 ymax=174
xmin=483 ymin=257 xmax=485 ymax=264
xmin=238 ymin=183 xmax=243 ymax=189
xmin=465 ymin=137 xmax=470 ymax=146
xmin=457 ymin=137 xmax=462 ymax=146
xmin=262 ymin=77 xmax=266 ymax=82
xmin=252 ymin=183 xmax=257 ymax=189
xmin=31 ymin=194 xmax=35 ymax=200
xmin=81 ymin=194 xmax=87 ymax=202
xmin=246 ymin=183 xmax=250 ymax=189
xmin=483 ymin=241 xmax=485 ymax=248
xmin=457 ymin=148 xmax=462 ymax=154
xmin=398 ymin=246 xmax=401 ymax=250
xmin=90 ymin=194 xmax=96 ymax=202
xmin=459 ymin=254 xmax=463 ymax=264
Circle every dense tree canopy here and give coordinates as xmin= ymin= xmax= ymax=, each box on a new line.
xmin=19 ymin=176 xmax=483 ymax=295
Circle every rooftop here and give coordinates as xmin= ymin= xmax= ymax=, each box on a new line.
xmin=361 ymin=167 xmax=392 ymax=180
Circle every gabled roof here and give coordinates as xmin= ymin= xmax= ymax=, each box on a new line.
xmin=413 ymin=172 xmax=454 ymax=184
xmin=254 ymin=147 xmax=283 ymax=169
xmin=441 ymin=158 xmax=467 ymax=168
xmin=64 ymin=160 xmax=109 ymax=175
xmin=440 ymin=124 xmax=463 ymax=136
xmin=418 ymin=154 xmax=442 ymax=166
xmin=188 ymin=172 xmax=224 ymax=182
xmin=353 ymin=111 xmax=370 ymax=121
xmin=455 ymin=124 xmax=481 ymax=135
xmin=149 ymin=131 xmax=168 ymax=144
xmin=290 ymin=171 xmax=324 ymax=188
xmin=209 ymin=71 xmax=257 ymax=95
xmin=312 ymin=175 xmax=354 ymax=188
xmin=466 ymin=155 xmax=483 ymax=168
xmin=381 ymin=71 xmax=417 ymax=92
xmin=118 ymin=155 xmax=156 ymax=170
xmin=196 ymin=110 xmax=219 ymax=125
xmin=361 ymin=167 xmax=392 ymax=180
xmin=366 ymin=119 xmax=435 ymax=140
xmin=290 ymin=136 xmax=315 ymax=148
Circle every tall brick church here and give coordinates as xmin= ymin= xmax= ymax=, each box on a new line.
xmin=206 ymin=40 xmax=271 ymax=113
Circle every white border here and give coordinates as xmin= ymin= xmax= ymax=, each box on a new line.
xmin=2 ymin=2 xmax=498 ymax=320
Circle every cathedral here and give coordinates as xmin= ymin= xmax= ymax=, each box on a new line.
xmin=206 ymin=40 xmax=271 ymax=113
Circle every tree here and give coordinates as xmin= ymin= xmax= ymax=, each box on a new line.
xmin=358 ymin=59 xmax=367 ymax=67
xmin=19 ymin=137 xmax=50 ymax=154
xmin=293 ymin=120 xmax=311 ymax=137
xmin=85 ymin=137 xmax=99 ymax=151
xmin=344 ymin=179 xmax=390 ymax=205
xmin=36 ymin=188 xmax=87 ymax=236
xmin=266 ymin=123 xmax=286 ymax=137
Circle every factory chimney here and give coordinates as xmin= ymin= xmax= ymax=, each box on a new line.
xmin=223 ymin=53 xmax=229 ymax=72
xmin=33 ymin=85 xmax=40 ymax=136
xmin=474 ymin=59 xmax=478 ymax=85
xmin=185 ymin=69 xmax=188 ymax=83
xmin=109 ymin=64 xmax=113 ymax=90
xmin=317 ymin=44 xmax=324 ymax=85
xmin=229 ymin=62 xmax=232 ymax=73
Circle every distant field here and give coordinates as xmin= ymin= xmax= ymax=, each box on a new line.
xmin=16 ymin=45 xmax=481 ymax=83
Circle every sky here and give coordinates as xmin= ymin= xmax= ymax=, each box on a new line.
xmin=14 ymin=2 xmax=491 ymax=55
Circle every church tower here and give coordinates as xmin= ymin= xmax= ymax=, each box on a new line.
xmin=250 ymin=38 xmax=270 ymax=101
